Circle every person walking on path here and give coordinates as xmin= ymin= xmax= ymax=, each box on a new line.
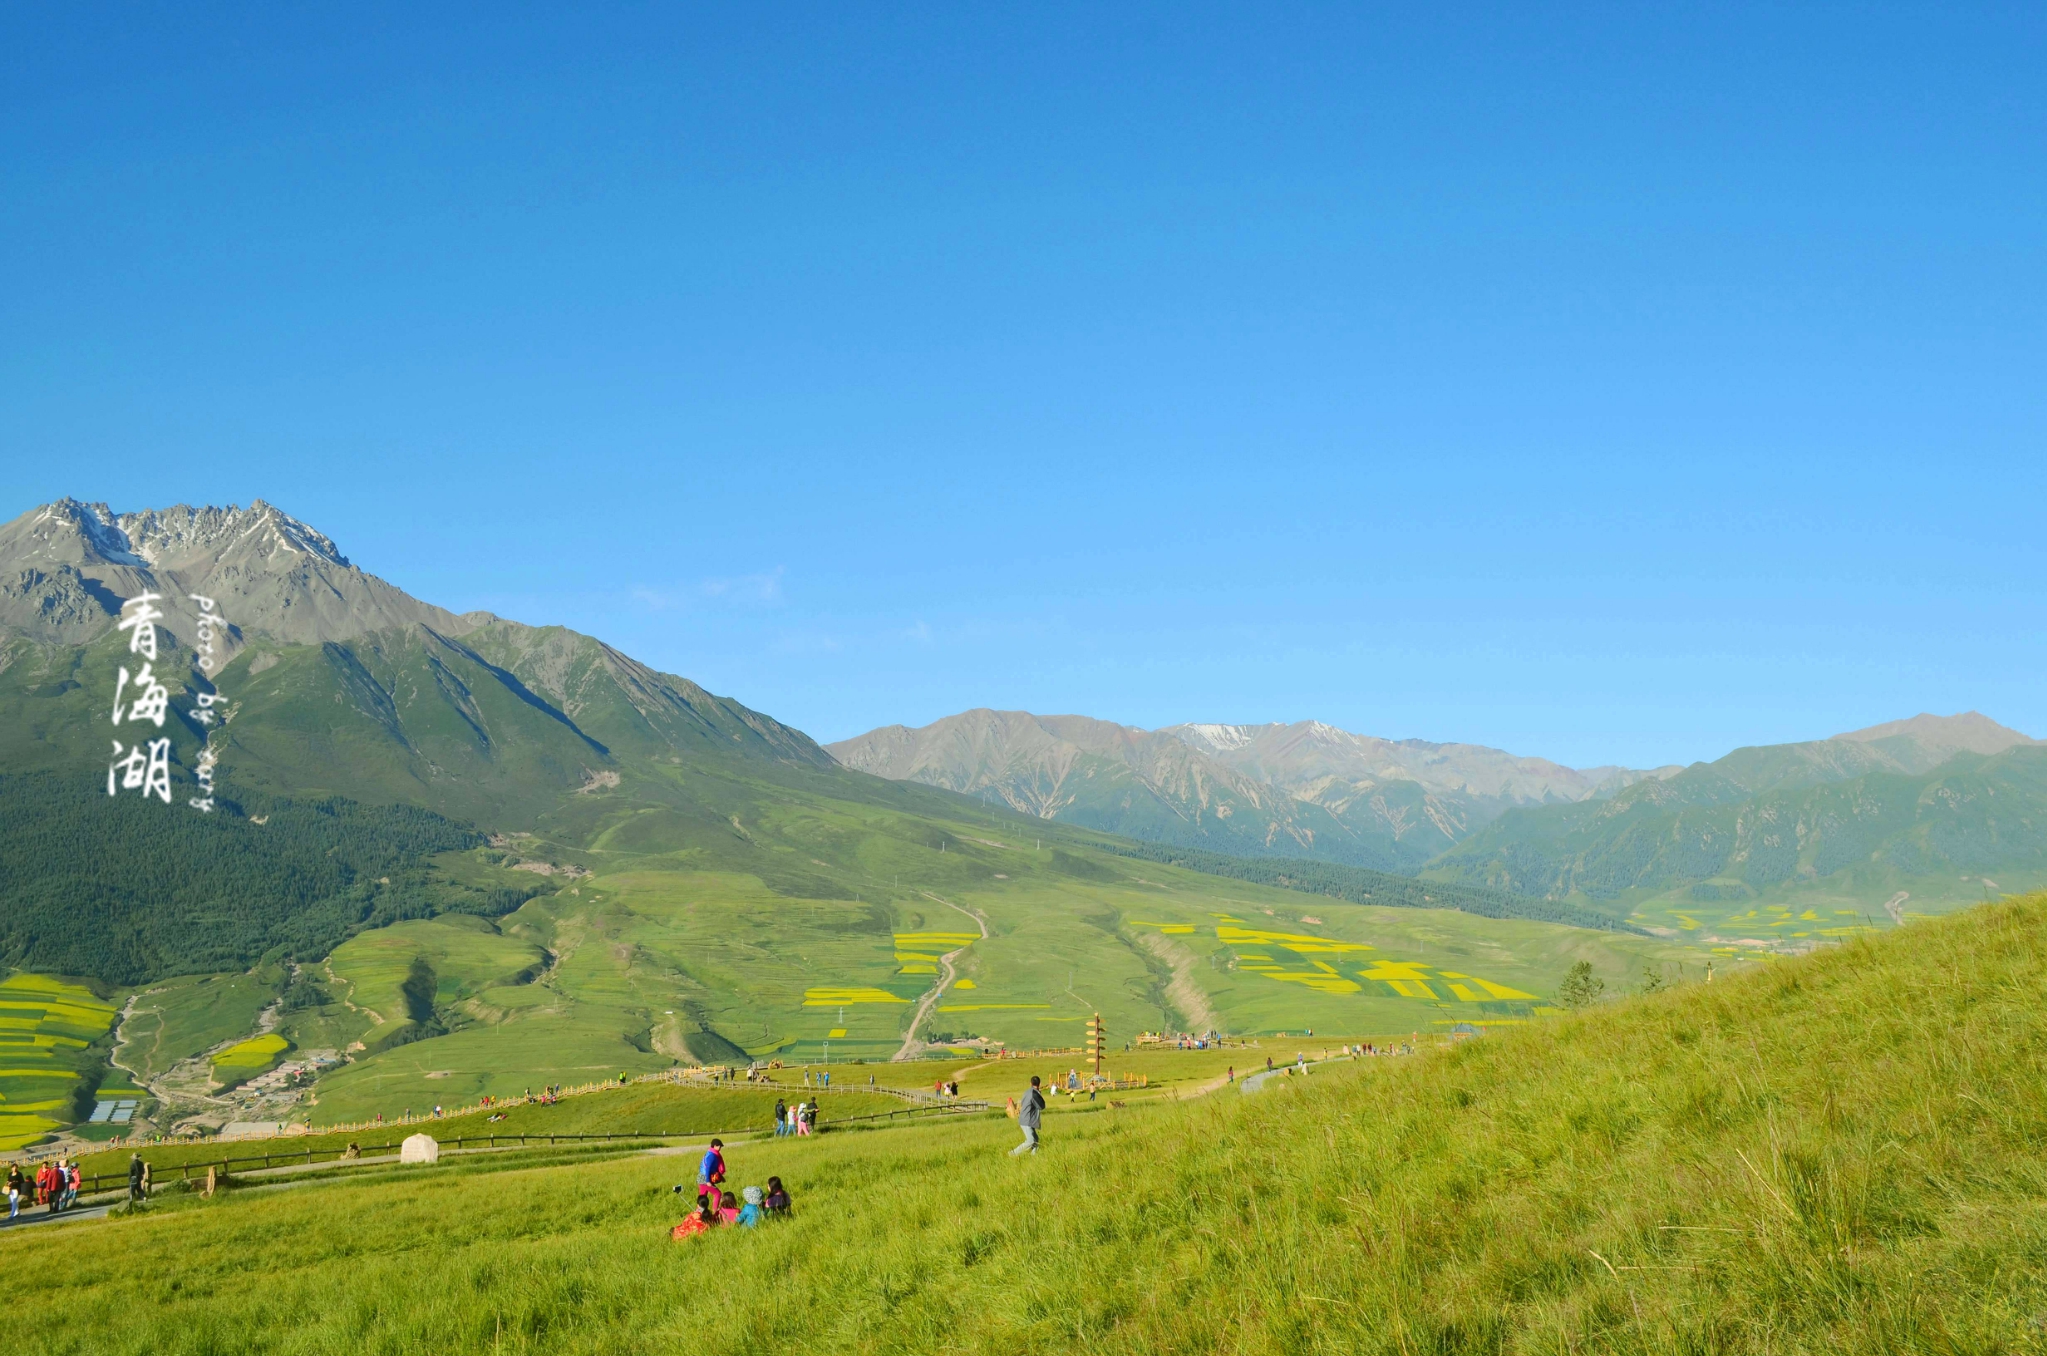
xmin=773 ymin=1098 xmax=788 ymax=1138
xmin=127 ymin=1153 xmax=146 ymax=1205
xmin=1011 ymin=1076 xmax=1046 ymax=1156
xmin=5 ymin=1162 xmax=22 ymax=1220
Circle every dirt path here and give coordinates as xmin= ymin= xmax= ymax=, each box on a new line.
xmin=324 ymin=958 xmax=381 ymax=1029
xmin=892 ymin=894 xmax=989 ymax=1063
xmin=1134 ymin=930 xmax=1223 ymax=1033
xmin=108 ymin=993 xmax=153 ymax=1093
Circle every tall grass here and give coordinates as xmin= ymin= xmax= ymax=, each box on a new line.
xmin=8 ymin=897 xmax=2047 ymax=1354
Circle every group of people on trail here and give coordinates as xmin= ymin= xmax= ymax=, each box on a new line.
xmin=771 ymin=1097 xmax=817 ymax=1137
xmin=6 ymin=1158 xmax=81 ymax=1219
xmin=1348 ymin=1041 xmax=1413 ymax=1057
xmin=671 ymin=1139 xmax=792 ymax=1240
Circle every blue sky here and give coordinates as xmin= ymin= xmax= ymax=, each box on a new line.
xmin=4 ymin=5 xmax=2042 ymax=767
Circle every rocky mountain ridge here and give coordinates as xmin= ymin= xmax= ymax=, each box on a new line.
xmin=0 ymin=497 xmax=488 ymax=650
xmin=0 ymin=499 xmax=830 ymax=825
xmin=826 ymin=709 xmax=1677 ymax=873
xmin=830 ymin=708 xmax=2045 ymax=890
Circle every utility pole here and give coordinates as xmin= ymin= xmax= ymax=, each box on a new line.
xmin=1086 ymin=1013 xmax=1107 ymax=1076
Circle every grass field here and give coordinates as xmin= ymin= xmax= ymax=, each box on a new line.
xmin=303 ymin=826 xmax=1705 ymax=1126
xmin=67 ymin=1080 xmax=915 ymax=1182
xmin=115 ymin=971 xmax=281 ymax=1081
xmin=1612 ymin=867 xmax=2047 ymax=953
xmin=0 ymin=972 xmax=116 ymax=1151
xmin=5 ymin=896 xmax=2045 ymax=1353
xmin=325 ymin=914 xmax=548 ymax=1053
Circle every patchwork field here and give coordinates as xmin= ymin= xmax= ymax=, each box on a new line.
xmin=0 ymin=971 xmax=116 ymax=1150
xmin=1614 ymin=864 xmax=2047 ymax=955
xmin=297 ymin=821 xmax=1705 ymax=1126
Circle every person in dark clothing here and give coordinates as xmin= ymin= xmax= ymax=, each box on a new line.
xmin=773 ymin=1098 xmax=788 ymax=1138
xmin=764 ymin=1175 xmax=791 ymax=1217
xmin=127 ymin=1153 xmax=145 ymax=1204
xmin=1011 ymin=1076 xmax=1045 ymax=1156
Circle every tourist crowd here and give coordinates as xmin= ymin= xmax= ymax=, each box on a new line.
xmin=5 ymin=1158 xmax=82 ymax=1220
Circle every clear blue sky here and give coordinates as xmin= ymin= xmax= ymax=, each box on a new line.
xmin=4 ymin=5 xmax=2042 ymax=768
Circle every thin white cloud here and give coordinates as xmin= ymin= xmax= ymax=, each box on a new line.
xmin=632 ymin=566 xmax=786 ymax=613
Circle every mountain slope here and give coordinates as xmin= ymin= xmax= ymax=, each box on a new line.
xmin=828 ymin=710 xmax=1671 ymax=873
xmin=0 ymin=499 xmax=832 ymax=828
xmin=825 ymin=709 xmax=1428 ymax=866
xmin=1166 ymin=718 xmax=1672 ymax=804
xmin=1426 ymin=716 xmax=2047 ymax=928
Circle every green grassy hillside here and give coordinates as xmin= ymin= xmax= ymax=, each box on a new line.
xmin=9 ymin=898 xmax=2045 ymax=1353
xmin=1428 ymin=745 xmax=2047 ymax=930
xmin=297 ymin=790 xmax=1703 ymax=1123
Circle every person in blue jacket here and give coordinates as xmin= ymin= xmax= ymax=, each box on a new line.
xmin=1010 ymin=1076 xmax=1045 ymax=1156
xmin=697 ymin=1138 xmax=726 ymax=1199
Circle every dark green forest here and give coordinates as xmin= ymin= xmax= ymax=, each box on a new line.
xmin=0 ymin=774 xmax=543 ymax=984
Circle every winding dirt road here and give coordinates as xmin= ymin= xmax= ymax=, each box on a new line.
xmin=892 ymin=893 xmax=989 ymax=1063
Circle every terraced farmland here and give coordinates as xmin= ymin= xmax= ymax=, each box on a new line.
xmin=0 ymin=971 xmax=116 ymax=1150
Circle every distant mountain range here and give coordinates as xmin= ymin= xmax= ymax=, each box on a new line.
xmin=831 ymin=709 xmax=2047 ymax=908
xmin=1427 ymin=712 xmax=2046 ymax=909
xmin=827 ymin=710 xmax=1679 ymax=873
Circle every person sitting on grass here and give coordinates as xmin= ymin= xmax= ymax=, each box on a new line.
xmin=764 ymin=1176 xmax=791 ymax=1217
xmin=672 ymin=1194 xmax=720 ymax=1240
xmin=716 ymin=1190 xmax=740 ymax=1225
xmin=736 ymin=1185 xmax=764 ymax=1227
